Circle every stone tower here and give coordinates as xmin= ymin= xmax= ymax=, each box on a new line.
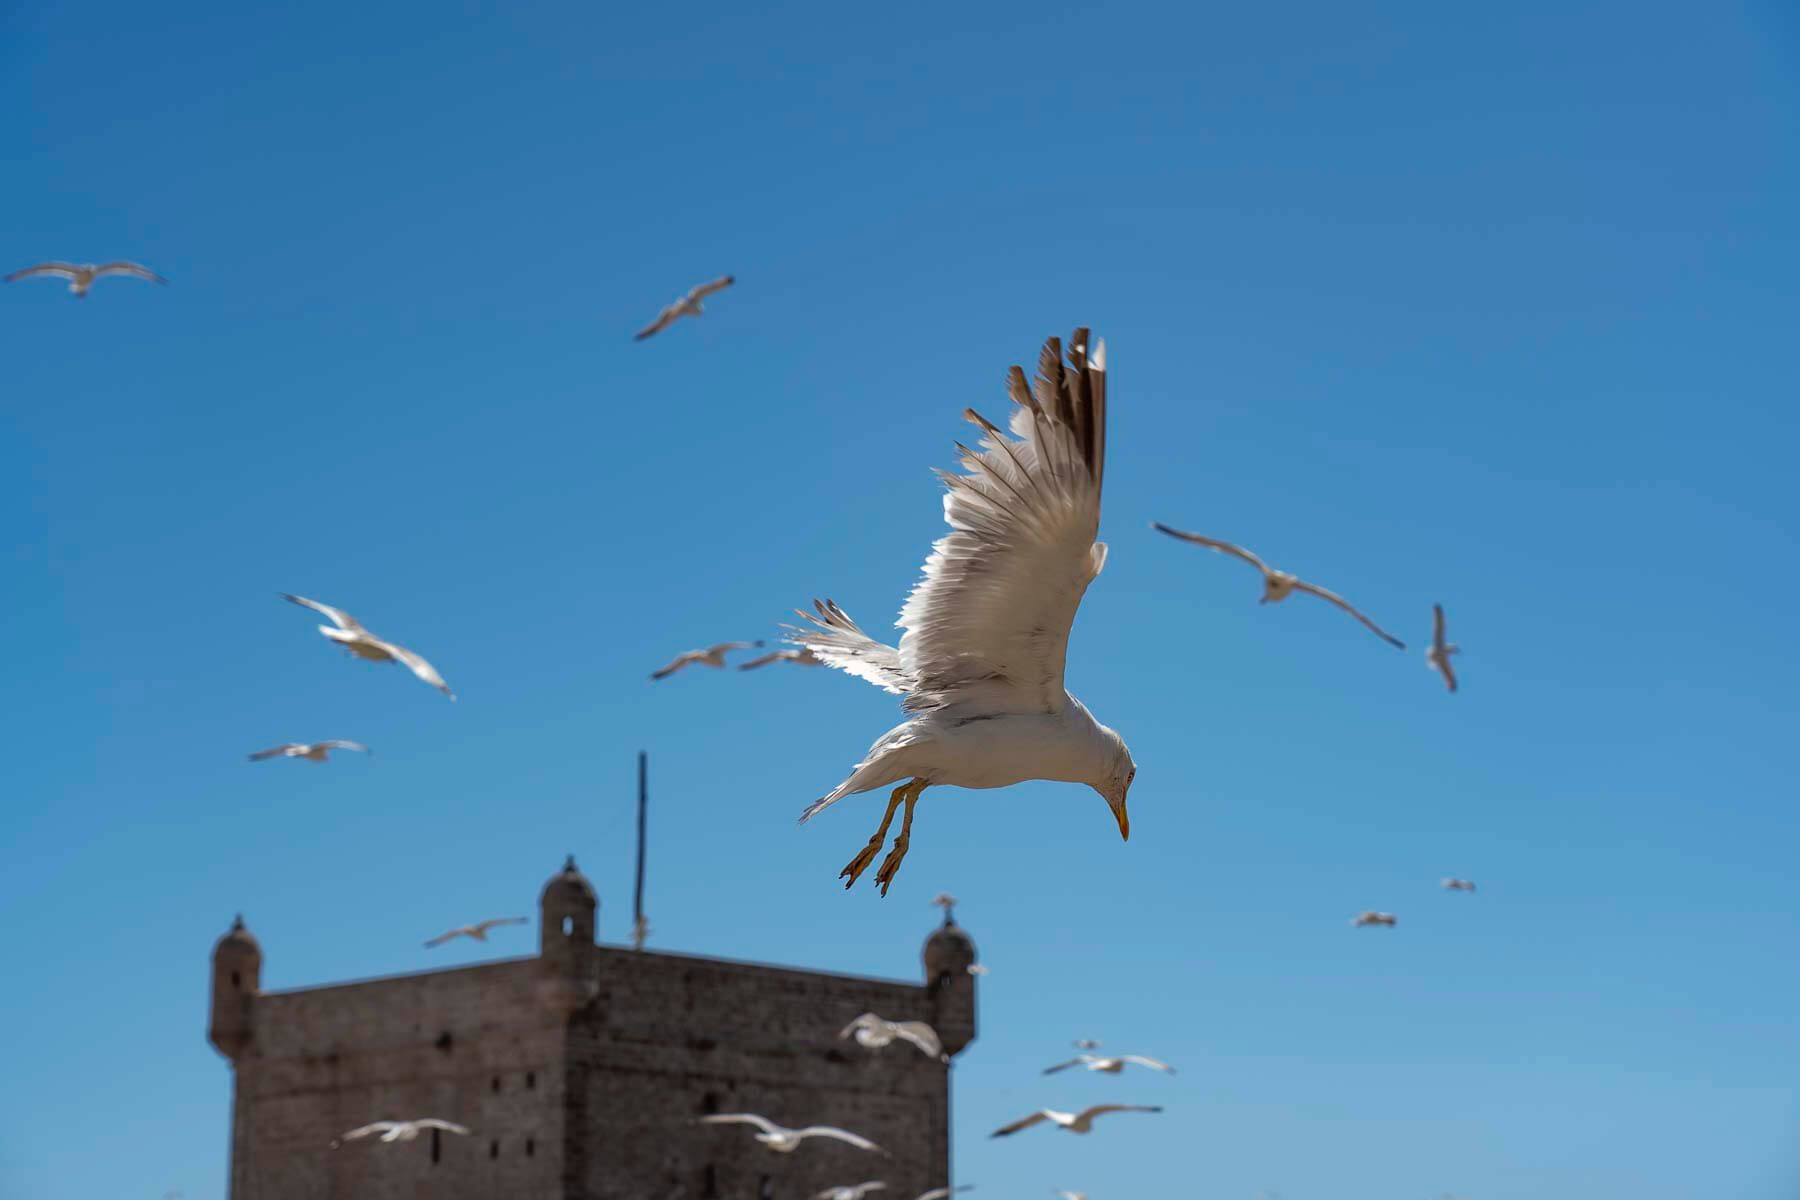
xmin=207 ymin=857 xmax=977 ymax=1200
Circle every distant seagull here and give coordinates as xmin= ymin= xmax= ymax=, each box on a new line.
xmin=650 ymin=640 xmax=764 ymax=680
xmin=990 ymin=1104 xmax=1162 ymax=1138
xmin=930 ymin=892 xmax=957 ymax=920
xmin=1072 ymin=1038 xmax=1102 ymax=1050
xmin=698 ymin=1113 xmax=883 ymax=1154
xmin=815 ymin=1183 xmax=886 ymax=1200
xmin=1441 ymin=877 xmax=1477 ymax=892
xmin=739 ymin=647 xmax=822 ymax=671
xmin=1352 ymin=911 xmax=1398 ymax=927
xmin=330 ymin=1118 xmax=469 ymax=1148
xmin=424 ymin=917 xmax=528 ymax=948
xmin=1042 ymin=1052 xmax=1175 ymax=1076
xmin=916 ymin=1189 xmax=974 ymax=1200
xmin=247 ymin=740 xmax=369 ymax=763
xmin=1151 ymin=523 xmax=1405 ymax=649
xmin=5 ymin=260 xmax=165 ymax=298
xmin=1426 ymin=604 xmax=1460 ymax=692
xmin=280 ymin=593 xmax=454 ymax=699
xmin=634 ymin=275 xmax=735 ymax=341
xmin=1054 ymin=1192 xmax=1087 ymax=1200
xmin=840 ymin=1012 xmax=946 ymax=1061
xmin=966 ymin=964 xmax=989 ymax=976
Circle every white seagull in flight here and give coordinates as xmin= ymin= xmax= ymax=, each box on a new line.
xmin=787 ymin=329 xmax=1134 ymax=896
xmin=1042 ymin=1052 xmax=1175 ymax=1076
xmin=915 ymin=1189 xmax=974 ymax=1200
xmin=1441 ymin=877 xmax=1477 ymax=892
xmin=280 ymin=593 xmax=455 ymax=699
xmin=5 ymin=260 xmax=166 ymax=298
xmin=634 ymin=274 xmax=735 ymax=340
xmin=1151 ymin=523 xmax=1405 ymax=649
xmin=989 ymin=1104 xmax=1162 ymax=1138
xmin=1352 ymin=911 xmax=1398 ymax=927
xmin=650 ymin=640 xmax=764 ymax=680
xmin=698 ymin=1113 xmax=884 ymax=1154
xmin=247 ymin=740 xmax=369 ymax=763
xmin=1427 ymin=604 xmax=1460 ymax=692
xmin=423 ymin=916 xmax=529 ymax=948
xmin=840 ymin=1012 xmax=946 ymax=1061
xmin=330 ymin=1118 xmax=469 ymax=1148
xmin=739 ymin=647 xmax=822 ymax=671
xmin=815 ymin=1184 xmax=886 ymax=1200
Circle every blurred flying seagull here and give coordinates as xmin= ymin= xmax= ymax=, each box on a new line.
xmin=1072 ymin=1038 xmax=1102 ymax=1050
xmin=930 ymin=892 xmax=957 ymax=921
xmin=739 ymin=647 xmax=822 ymax=671
xmin=1442 ymin=877 xmax=1477 ymax=892
xmin=650 ymin=641 xmax=764 ymax=680
xmin=1427 ymin=604 xmax=1460 ymax=692
xmin=966 ymin=964 xmax=989 ymax=976
xmin=815 ymin=1184 xmax=886 ymax=1200
xmin=247 ymin=740 xmax=368 ymax=763
xmin=840 ymin=1012 xmax=946 ymax=1061
xmin=280 ymin=593 xmax=455 ymax=699
xmin=990 ymin=1104 xmax=1162 ymax=1138
xmin=5 ymin=260 xmax=165 ymax=298
xmin=916 ymin=1189 xmax=974 ymax=1200
xmin=787 ymin=330 xmax=1134 ymax=896
xmin=634 ymin=274 xmax=735 ymax=340
xmin=1352 ymin=911 xmax=1398 ymax=927
xmin=1054 ymin=1192 xmax=1088 ymax=1200
xmin=698 ymin=1113 xmax=883 ymax=1154
xmin=1042 ymin=1052 xmax=1175 ymax=1076
xmin=1151 ymin=523 xmax=1405 ymax=649
xmin=330 ymin=1119 xmax=469 ymax=1148
xmin=423 ymin=916 xmax=528 ymax=948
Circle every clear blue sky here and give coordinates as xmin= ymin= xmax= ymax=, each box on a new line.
xmin=4 ymin=2 xmax=1797 ymax=1197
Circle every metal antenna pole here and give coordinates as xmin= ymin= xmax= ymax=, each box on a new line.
xmin=632 ymin=751 xmax=648 ymax=950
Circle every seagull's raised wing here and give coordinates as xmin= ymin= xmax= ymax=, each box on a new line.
xmin=707 ymin=640 xmax=761 ymax=656
xmin=796 ymin=1126 xmax=883 ymax=1152
xmin=415 ymin=1119 xmax=470 ymax=1135
xmin=787 ymin=600 xmax=910 ymax=694
xmin=687 ymin=274 xmax=735 ymax=301
xmin=320 ymin=740 xmax=370 ymax=754
xmin=897 ymin=329 xmax=1109 ymax=716
xmin=5 ymin=262 xmax=82 ymax=282
xmin=989 ymin=1110 xmax=1053 ymax=1138
xmin=915 ymin=1188 xmax=973 ymax=1200
xmin=700 ymin=1113 xmax=784 ymax=1135
xmin=281 ymin=592 xmax=362 ymax=631
xmin=1150 ymin=523 xmax=1275 ymax=575
xmin=634 ymin=306 xmax=678 ymax=341
xmin=650 ymin=650 xmax=701 ymax=680
xmin=92 ymin=261 xmax=166 ymax=284
xmin=474 ymin=916 xmax=528 ymax=934
xmin=1118 ymin=1055 xmax=1176 ymax=1073
xmin=335 ymin=1121 xmax=398 ymax=1143
xmin=1078 ymin=1103 xmax=1161 ymax=1124
xmin=838 ymin=1012 xmax=879 ymax=1039
xmin=382 ymin=638 xmax=455 ymax=699
xmin=892 ymin=1020 xmax=945 ymax=1060
xmin=248 ymin=744 xmax=299 ymax=761
xmin=424 ymin=926 xmax=474 ymax=948
xmin=738 ymin=650 xmax=784 ymax=671
xmin=1289 ymin=579 xmax=1405 ymax=649
xmin=1041 ymin=1057 xmax=1088 ymax=1075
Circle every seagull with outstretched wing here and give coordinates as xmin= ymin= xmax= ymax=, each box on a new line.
xmin=1441 ymin=877 xmax=1476 ymax=892
xmin=424 ymin=916 xmax=528 ymax=948
xmin=698 ymin=1113 xmax=884 ymax=1154
xmin=739 ymin=647 xmax=821 ymax=671
xmin=1151 ymin=523 xmax=1405 ymax=649
xmin=989 ymin=1104 xmax=1161 ymax=1138
xmin=5 ymin=260 xmax=166 ymax=298
xmin=915 ymin=1188 xmax=974 ymax=1200
xmin=280 ymin=593 xmax=454 ymax=699
xmin=634 ymin=274 xmax=735 ymax=340
xmin=1427 ymin=604 xmax=1460 ymax=691
xmin=651 ymin=640 xmax=764 ymax=680
xmin=330 ymin=1118 xmax=469 ymax=1148
xmin=786 ymin=330 xmax=1134 ymax=896
xmin=247 ymin=740 xmax=369 ymax=763
xmin=840 ymin=1012 xmax=946 ymax=1061
xmin=1352 ymin=911 xmax=1397 ymax=927
xmin=1041 ymin=1052 xmax=1175 ymax=1076
xmin=815 ymin=1183 xmax=886 ymax=1200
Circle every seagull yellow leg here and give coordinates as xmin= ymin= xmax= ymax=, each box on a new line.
xmin=874 ymin=780 xmax=925 ymax=897
xmin=840 ymin=783 xmax=909 ymax=889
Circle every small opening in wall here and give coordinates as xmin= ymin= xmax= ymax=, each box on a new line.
xmin=759 ymin=1175 xmax=774 ymax=1200
xmin=434 ymin=1031 xmax=454 ymax=1053
xmin=430 ymin=1128 xmax=442 ymax=1164
xmin=230 ymin=971 xmax=240 ymax=989
xmin=702 ymin=1164 xmax=719 ymax=1199
xmin=562 ymin=915 xmax=573 ymax=936
xmin=701 ymin=1092 xmax=720 ymax=1115
xmin=491 ymin=1076 xmax=500 ymax=1093
xmin=489 ymin=1140 xmax=498 ymax=1160
xmin=525 ymin=1137 xmax=535 ymax=1157
xmin=526 ymin=1071 xmax=536 ymax=1089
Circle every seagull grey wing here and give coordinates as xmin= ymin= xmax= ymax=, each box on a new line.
xmin=650 ymin=651 xmax=699 ymax=680
xmin=797 ymin=1126 xmax=882 ymax=1151
xmin=319 ymin=740 xmax=370 ymax=753
xmin=699 ymin=1113 xmax=783 ymax=1135
xmin=416 ymin=1119 xmax=470 ymax=1134
xmin=5 ymin=262 xmax=82 ymax=282
xmin=423 ymin=927 xmax=471 ymax=947
xmin=247 ymin=744 xmax=296 ymax=761
xmin=280 ymin=592 xmax=363 ymax=631
xmin=475 ymin=916 xmax=528 ymax=932
xmin=1150 ymin=523 xmax=1273 ymax=575
xmin=892 ymin=1020 xmax=945 ymax=1059
xmin=383 ymin=639 xmax=456 ymax=698
xmin=337 ymin=1122 xmax=397 ymax=1142
xmin=838 ymin=1012 xmax=879 ymax=1039
xmin=634 ymin=306 xmax=678 ymax=341
xmin=898 ymin=329 xmax=1109 ymax=715
xmin=1290 ymin=579 xmax=1406 ymax=649
xmin=92 ymin=261 xmax=167 ymax=284
xmin=914 ymin=1189 xmax=973 ymax=1200
xmin=708 ymin=640 xmax=762 ymax=655
xmin=990 ymin=1110 xmax=1052 ymax=1137
xmin=1433 ymin=603 xmax=1447 ymax=648
xmin=1081 ymin=1104 xmax=1162 ymax=1122
xmin=1119 ymin=1054 xmax=1176 ymax=1073
xmin=1041 ymin=1057 xmax=1085 ymax=1075
xmin=787 ymin=601 xmax=911 ymax=694
xmin=688 ymin=274 xmax=735 ymax=301
xmin=738 ymin=650 xmax=784 ymax=671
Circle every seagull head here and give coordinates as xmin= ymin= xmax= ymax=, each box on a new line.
xmin=1095 ymin=729 xmax=1135 ymax=841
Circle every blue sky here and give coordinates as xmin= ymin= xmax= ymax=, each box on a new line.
xmin=4 ymin=1 xmax=1797 ymax=1196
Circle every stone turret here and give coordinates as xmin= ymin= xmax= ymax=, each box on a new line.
xmin=208 ymin=914 xmax=261 ymax=1061
xmin=538 ymin=855 xmax=599 ymax=1014
xmin=922 ymin=911 xmax=978 ymax=1057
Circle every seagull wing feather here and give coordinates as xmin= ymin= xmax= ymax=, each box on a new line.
xmin=1289 ymin=579 xmax=1406 ymax=649
xmin=787 ymin=601 xmax=911 ymax=694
